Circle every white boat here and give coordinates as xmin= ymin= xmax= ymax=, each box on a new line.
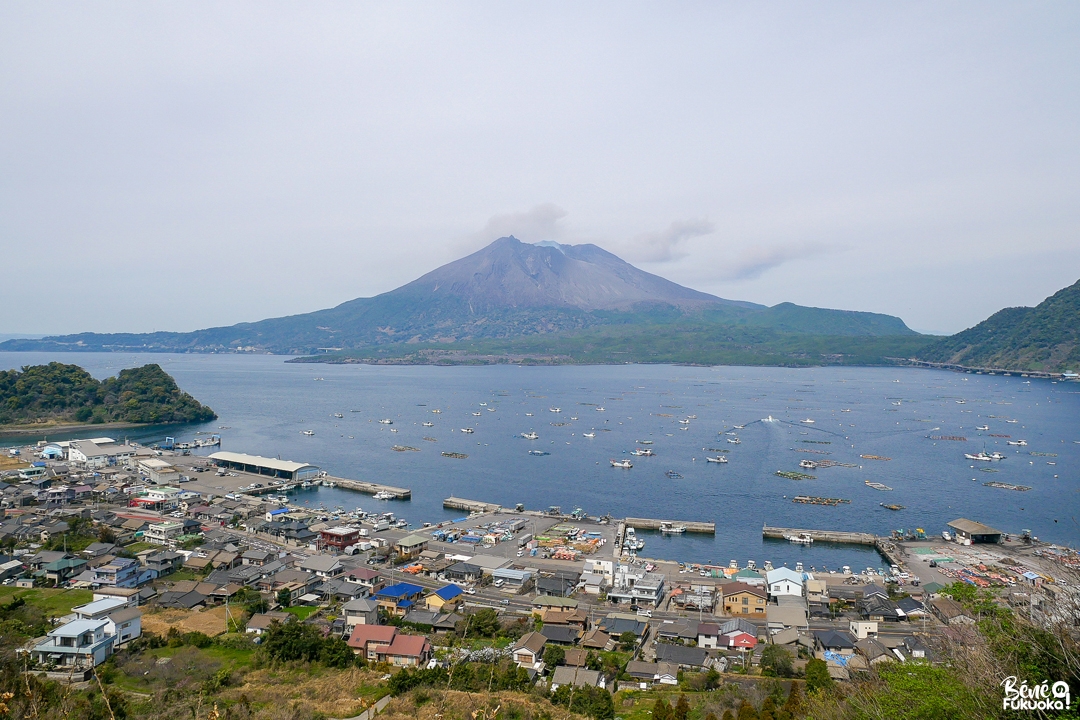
xmin=660 ymin=522 xmax=686 ymax=534
xmin=841 ymin=409 xmax=852 ymax=413
xmin=333 ymin=413 xmax=343 ymax=418
xmin=301 ymin=480 xmax=312 ymax=488
xmin=988 ymin=451 xmax=1007 ymax=460
xmin=762 ymin=416 xmax=778 ymax=423
xmin=595 ymin=407 xmax=605 ymax=412
xmin=487 ymin=408 xmax=496 ymax=412
xmin=422 ymin=422 xmax=434 ymax=427
xmin=976 ymin=425 xmax=989 ymax=431
xmin=706 ymin=455 xmax=728 ymax=463
xmin=637 ymin=440 xmax=653 ymax=445
xmin=373 ymin=491 xmax=394 ymax=500
xmin=965 ymin=452 xmax=993 ymax=461
xmin=583 ymin=432 xmax=596 ymax=438
xmin=521 ymin=431 xmax=539 ymax=440
xmin=630 ymin=448 xmax=654 ymax=456
xmin=1007 ymin=440 xmax=1027 ymax=446
xmin=378 ymin=419 xmax=393 ymax=425
xmin=1006 ymin=419 xmax=1018 ymax=423
xmin=479 ymin=402 xmax=487 ymax=406
xmin=389 ymin=428 xmax=398 ymax=432
xmin=301 ymin=430 xmax=315 ymax=436
xmin=324 ymin=481 xmax=336 ymax=488
xmin=610 ymin=459 xmax=633 ymax=468
xmin=801 ymin=418 xmax=815 ymax=424
xmin=525 ymin=412 xmax=533 ymax=416
xmin=432 ymin=409 xmax=441 ymax=413
xmin=727 ymin=437 xmax=741 ymax=444
xmin=678 ymin=419 xmax=691 ymax=425
xmin=785 ymin=533 xmax=813 ymax=545
xmin=956 ymin=400 xmax=966 ymax=404
xmin=395 ymin=519 xmax=408 ymax=528
xmin=472 ymin=412 xmax=482 ymax=416
xmin=624 ymin=527 xmax=645 ymax=550
xmin=461 ymin=428 xmax=474 ymax=434
xmin=733 ymin=424 xmax=745 ymax=429
xmin=570 ymin=416 xmax=578 ymax=420
xmin=550 ymin=407 xmax=561 ymax=413
xmin=686 ymin=415 xmax=697 ymax=420
xmin=799 ymin=459 xmax=818 ymax=469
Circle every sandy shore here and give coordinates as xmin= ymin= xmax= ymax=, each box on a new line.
xmin=0 ymin=421 xmax=147 ymax=439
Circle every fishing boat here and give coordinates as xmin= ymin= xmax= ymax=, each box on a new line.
xmin=333 ymin=413 xmax=343 ymax=418
xmin=665 ymin=470 xmax=683 ymax=479
xmin=678 ymin=419 xmax=691 ymax=425
xmin=956 ymin=400 xmax=966 ymax=404
xmin=785 ymin=533 xmax=813 ymax=545
xmin=472 ymin=412 xmax=482 ymax=416
xmin=727 ymin=437 xmax=741 ymax=444
xmin=378 ymin=419 xmax=393 ymax=425
xmin=1006 ymin=419 xmax=1018 ymax=423
xmin=762 ymin=416 xmax=778 ymax=422
xmin=461 ymin=428 xmax=474 ymax=434
xmin=583 ymin=432 xmax=596 ymax=438
xmin=1007 ymin=440 xmax=1027 ymax=446
xmin=550 ymin=407 xmax=561 ymax=413
xmin=965 ymin=451 xmax=1006 ymax=461
xmin=422 ymin=422 xmax=434 ymax=427
xmin=976 ymin=425 xmax=989 ymax=431
xmin=395 ymin=519 xmax=409 ymax=528
xmin=623 ymin=527 xmax=645 ymax=551
xmin=595 ymin=407 xmax=605 ymax=412
xmin=801 ymin=418 xmax=815 ymax=424
xmin=706 ymin=455 xmax=728 ymax=463
xmin=660 ymin=522 xmax=686 ymax=534
xmin=636 ymin=440 xmax=653 ymax=445
xmin=324 ymin=480 xmax=336 ymax=488
xmin=487 ymin=407 xmax=496 ymax=412
xmin=799 ymin=460 xmax=818 ymax=469
xmin=630 ymin=448 xmax=654 ymax=456
xmin=432 ymin=409 xmax=441 ymax=413
xmin=373 ymin=491 xmax=394 ymax=500
xmin=521 ymin=431 xmax=539 ymax=440
xmin=301 ymin=430 xmax=315 ymax=436
xmin=880 ymin=503 xmax=906 ymax=511
xmin=610 ymin=459 xmax=633 ymax=469
xmin=733 ymin=424 xmax=745 ymax=429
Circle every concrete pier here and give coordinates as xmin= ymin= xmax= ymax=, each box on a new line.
xmin=762 ymin=525 xmax=877 ymax=545
xmin=626 ymin=517 xmax=715 ymax=534
xmin=443 ymin=497 xmax=501 ymax=513
xmin=324 ymin=477 xmax=411 ymax=499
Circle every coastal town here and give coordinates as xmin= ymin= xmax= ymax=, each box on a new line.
xmin=1 ymin=434 xmax=1076 ymax=711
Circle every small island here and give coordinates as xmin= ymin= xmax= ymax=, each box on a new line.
xmin=0 ymin=362 xmax=216 ymax=433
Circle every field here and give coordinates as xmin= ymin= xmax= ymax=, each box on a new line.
xmin=0 ymin=586 xmax=93 ymax=616
xmin=141 ymin=605 xmax=233 ymax=637
xmin=283 ymin=605 xmax=319 ymax=621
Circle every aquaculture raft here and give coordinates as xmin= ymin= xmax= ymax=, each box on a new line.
xmin=441 ymin=452 xmax=468 ymax=459
xmin=983 ymin=482 xmax=1032 ymax=491
xmin=792 ymin=496 xmax=850 ymax=506
xmin=391 ymin=445 xmax=420 ymax=452
xmin=776 ymin=471 xmax=816 ymax=480
xmin=860 ymin=455 xmax=891 ymax=461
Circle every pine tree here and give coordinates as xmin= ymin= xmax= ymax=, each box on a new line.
xmin=736 ymin=700 xmax=759 ymax=720
xmin=760 ymin=697 xmax=777 ymax=719
xmin=721 ymin=711 xmax=735 ymax=720
xmin=653 ymin=698 xmax=672 ymax=720
xmin=674 ymin=695 xmax=690 ymax=720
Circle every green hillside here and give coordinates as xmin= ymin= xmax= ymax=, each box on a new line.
xmin=0 ymin=362 xmax=217 ymax=426
xmin=917 ymin=278 xmax=1080 ymax=372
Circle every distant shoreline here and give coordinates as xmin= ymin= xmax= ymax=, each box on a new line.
xmin=0 ymin=421 xmax=147 ymax=439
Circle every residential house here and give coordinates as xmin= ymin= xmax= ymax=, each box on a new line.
xmin=342 ymin=597 xmax=379 ymax=628
xmin=608 ymin=565 xmax=665 ymax=607
xmin=855 ymin=638 xmax=893 ymax=666
xmin=849 ymin=620 xmax=878 ymax=640
xmin=31 ymin=619 xmax=114 ymax=669
xmin=145 ymin=521 xmax=184 ymax=546
xmin=246 ymin=611 xmax=292 ymax=635
xmin=92 ymin=558 xmax=144 ymax=588
xmin=374 ymin=582 xmax=425 ymax=617
xmin=766 ymin=605 xmax=809 ymax=634
xmin=43 ymin=557 xmax=87 ymax=584
xmin=814 ymin=630 xmax=856 ymax=657
xmin=347 ymin=625 xmax=431 ymax=667
xmin=512 ymin=631 xmax=548 ymax=670
xmin=697 ymin=623 xmax=721 ymax=649
xmin=345 ymin=567 xmax=382 ymax=594
xmin=395 ymin=534 xmax=429 ymax=559
xmin=540 ymin=624 xmax=581 ymax=645
xmin=319 ymin=526 xmax=359 ymax=551
xmin=299 ymin=555 xmax=344 ymax=579
xmin=598 ymin=613 xmax=648 ymax=639
xmin=425 ymin=585 xmax=464 ymax=613
xmin=721 ymin=582 xmax=767 ymax=617
xmin=653 ymin=643 xmax=709 ymax=670
xmin=550 ymin=667 xmax=604 ymax=691
xmin=106 ymin=607 xmax=142 ymax=647
xmin=655 ymin=619 xmax=698 ymax=646
xmin=765 ymin=567 xmax=804 ymax=599
xmin=444 ymin=562 xmax=482 ymax=584
xmin=242 ymin=549 xmax=274 ymax=566
xmin=144 ymin=550 xmax=185 ymax=576
xmin=930 ymin=597 xmax=973 ymax=625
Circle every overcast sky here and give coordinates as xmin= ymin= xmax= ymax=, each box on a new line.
xmin=2 ymin=3 xmax=1079 ymax=336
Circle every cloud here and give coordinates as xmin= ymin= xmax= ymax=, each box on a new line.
xmin=714 ymin=242 xmax=841 ymax=281
xmin=456 ymin=203 xmax=568 ymax=252
xmin=620 ymin=219 xmax=715 ymax=262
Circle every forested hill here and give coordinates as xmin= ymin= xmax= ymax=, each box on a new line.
xmin=0 ymin=362 xmax=217 ymax=426
xmin=916 ymin=278 xmax=1080 ymax=373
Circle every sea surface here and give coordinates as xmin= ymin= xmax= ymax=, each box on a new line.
xmin=3 ymin=352 xmax=1078 ymax=570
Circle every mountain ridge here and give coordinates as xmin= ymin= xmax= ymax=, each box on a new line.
xmin=0 ymin=236 xmax=916 ymax=356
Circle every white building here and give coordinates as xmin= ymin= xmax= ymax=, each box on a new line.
xmin=67 ymin=439 xmax=137 ymax=470
xmin=139 ymin=459 xmax=180 ymax=485
xmin=145 ymin=521 xmax=184 ymax=546
xmin=30 ymin=619 xmax=113 ymax=669
xmin=765 ymin=567 xmax=805 ymax=598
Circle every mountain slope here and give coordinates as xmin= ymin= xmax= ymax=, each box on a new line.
xmin=0 ymin=236 xmax=916 ymax=355
xmin=917 ymin=278 xmax=1080 ymax=372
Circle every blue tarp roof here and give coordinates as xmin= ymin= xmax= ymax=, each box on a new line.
xmin=434 ymin=584 xmax=464 ymax=601
xmin=377 ymin=582 xmax=424 ymax=599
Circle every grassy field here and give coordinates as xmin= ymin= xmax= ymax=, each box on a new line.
xmin=283 ymin=605 xmax=319 ymax=621
xmin=123 ymin=541 xmax=157 ymax=553
xmin=0 ymin=586 xmax=93 ymax=616
xmin=142 ymin=606 xmax=233 ymax=637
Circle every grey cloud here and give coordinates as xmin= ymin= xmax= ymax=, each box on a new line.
xmin=456 ymin=204 xmax=568 ymax=253
xmin=620 ymin=220 xmax=716 ymax=263
xmin=715 ymin=243 xmax=841 ymax=281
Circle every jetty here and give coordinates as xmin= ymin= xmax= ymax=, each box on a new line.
xmin=323 ymin=477 xmax=411 ymax=499
xmin=763 ymin=525 xmax=877 ymax=545
xmin=625 ymin=517 xmax=715 ymax=534
xmin=444 ymin=497 xmax=501 ymax=513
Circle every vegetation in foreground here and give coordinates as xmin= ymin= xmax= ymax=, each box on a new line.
xmin=0 ymin=362 xmax=216 ymax=427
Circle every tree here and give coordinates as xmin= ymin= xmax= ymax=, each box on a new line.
xmin=703 ymin=667 xmax=721 ymax=690
xmin=781 ymin=682 xmax=804 ymax=718
xmin=737 ymin=700 xmax=758 ymax=720
xmin=673 ymin=694 xmax=690 ymax=720
xmin=543 ymin=644 xmax=565 ymax=667
xmin=705 ymin=714 xmax=718 ymax=720
xmin=760 ymin=645 xmax=794 ymax=678
xmin=465 ymin=608 xmax=501 ymax=637
xmin=760 ymin=696 xmax=776 ymax=720
xmin=721 ymin=711 xmax=735 ymax=720
xmin=260 ymin=620 xmax=323 ymax=663
xmin=619 ymin=630 xmax=637 ymax=651
xmin=320 ymin=637 xmax=358 ymax=669
xmin=276 ymin=589 xmax=291 ymax=608
xmin=97 ymin=526 xmax=116 ymax=543
xmin=652 ymin=699 xmax=672 ymax=720
xmin=804 ymin=659 xmax=833 ymax=694
xmin=849 ymin=662 xmax=981 ymax=720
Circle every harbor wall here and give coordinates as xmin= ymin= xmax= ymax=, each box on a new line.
xmin=626 ymin=517 xmax=716 ymax=534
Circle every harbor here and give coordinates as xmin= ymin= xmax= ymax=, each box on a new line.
xmin=624 ymin=517 xmax=716 ymax=534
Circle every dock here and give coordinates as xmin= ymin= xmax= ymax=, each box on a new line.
xmin=324 ymin=477 xmax=411 ymax=499
xmin=444 ymin=497 xmax=502 ymax=513
xmin=763 ymin=525 xmax=877 ymax=545
xmin=625 ymin=517 xmax=715 ymax=534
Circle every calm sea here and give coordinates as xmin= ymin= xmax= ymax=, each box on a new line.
xmin=3 ymin=352 xmax=1078 ymax=570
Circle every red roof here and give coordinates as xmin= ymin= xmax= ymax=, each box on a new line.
xmin=721 ymin=582 xmax=766 ymax=599
xmin=385 ymin=633 xmax=430 ymax=658
xmin=347 ymin=624 xmax=397 ymax=649
xmin=725 ymin=631 xmax=757 ymax=648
